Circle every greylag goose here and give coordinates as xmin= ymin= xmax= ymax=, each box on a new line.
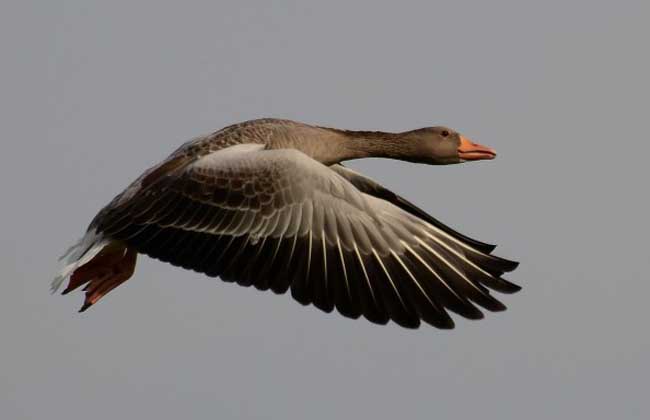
xmin=53 ymin=118 xmax=519 ymax=329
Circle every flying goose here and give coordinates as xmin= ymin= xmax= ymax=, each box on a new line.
xmin=52 ymin=118 xmax=519 ymax=329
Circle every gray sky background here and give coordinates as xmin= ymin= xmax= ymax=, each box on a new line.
xmin=2 ymin=1 xmax=649 ymax=419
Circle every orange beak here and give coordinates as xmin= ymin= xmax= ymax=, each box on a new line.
xmin=458 ymin=136 xmax=497 ymax=161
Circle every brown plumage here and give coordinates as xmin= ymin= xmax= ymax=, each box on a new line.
xmin=53 ymin=118 xmax=518 ymax=329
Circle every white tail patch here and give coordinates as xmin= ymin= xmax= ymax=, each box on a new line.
xmin=51 ymin=229 xmax=110 ymax=294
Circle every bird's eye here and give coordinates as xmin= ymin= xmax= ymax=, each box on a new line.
xmin=441 ymin=130 xmax=449 ymax=137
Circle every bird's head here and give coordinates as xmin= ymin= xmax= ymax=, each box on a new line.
xmin=405 ymin=126 xmax=496 ymax=165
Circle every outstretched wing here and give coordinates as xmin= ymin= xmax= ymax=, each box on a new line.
xmin=94 ymin=144 xmax=519 ymax=328
xmin=329 ymin=164 xmax=498 ymax=253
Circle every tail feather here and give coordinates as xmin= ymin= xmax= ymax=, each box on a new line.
xmin=51 ymin=230 xmax=111 ymax=294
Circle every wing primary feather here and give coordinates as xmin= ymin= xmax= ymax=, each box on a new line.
xmin=389 ymin=250 xmax=435 ymax=308
xmin=371 ymin=249 xmax=408 ymax=312
xmin=370 ymin=249 xmax=420 ymax=328
xmin=352 ymin=243 xmax=389 ymax=324
xmin=402 ymin=241 xmax=483 ymax=319
xmin=401 ymin=241 xmax=462 ymax=302
xmin=306 ymin=230 xmax=313 ymax=284
xmin=267 ymin=233 xmax=284 ymax=269
xmin=308 ymin=231 xmax=334 ymax=312
xmin=422 ymin=224 xmax=519 ymax=272
xmin=205 ymin=235 xmax=237 ymax=277
xmin=415 ymin=237 xmax=487 ymax=294
xmin=290 ymin=234 xmax=312 ymax=304
xmin=330 ymin=236 xmax=360 ymax=319
xmin=422 ymin=231 xmax=520 ymax=293
xmin=222 ymin=235 xmax=254 ymax=285
xmin=322 ymin=234 xmax=328 ymax=294
xmin=390 ymin=250 xmax=454 ymax=329
xmin=414 ymin=236 xmax=506 ymax=311
xmin=250 ymin=235 xmax=282 ymax=291
xmin=336 ymin=237 xmax=351 ymax=300
xmin=354 ymin=243 xmax=377 ymax=307
xmin=270 ymin=233 xmax=299 ymax=294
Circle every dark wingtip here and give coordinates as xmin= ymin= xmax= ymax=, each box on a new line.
xmin=389 ymin=195 xmax=498 ymax=254
xmin=392 ymin=317 xmax=422 ymax=329
xmin=472 ymin=294 xmax=508 ymax=312
xmin=465 ymin=309 xmax=485 ymax=320
xmin=480 ymin=255 xmax=520 ymax=278
xmin=437 ymin=320 xmax=455 ymax=330
xmin=492 ymin=257 xmax=520 ymax=273
xmin=493 ymin=278 xmax=522 ymax=294
xmin=503 ymin=259 xmax=520 ymax=272
xmin=491 ymin=301 xmax=508 ymax=312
